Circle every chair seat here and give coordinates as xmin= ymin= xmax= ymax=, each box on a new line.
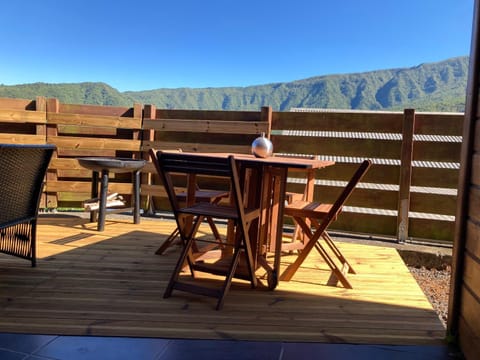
xmin=285 ymin=200 xmax=333 ymax=218
xmin=176 ymin=190 xmax=229 ymax=203
xmin=180 ymin=203 xmax=260 ymax=222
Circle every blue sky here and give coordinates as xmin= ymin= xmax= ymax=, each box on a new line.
xmin=0 ymin=0 xmax=474 ymax=92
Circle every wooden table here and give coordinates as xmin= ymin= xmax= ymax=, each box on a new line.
xmin=171 ymin=152 xmax=334 ymax=289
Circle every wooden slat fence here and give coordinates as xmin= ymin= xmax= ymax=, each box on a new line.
xmin=44 ymin=99 xmax=143 ymax=208
xmin=0 ymin=96 xmax=464 ymax=244
xmin=272 ymin=108 xmax=463 ymax=244
xmin=140 ymin=104 xmax=271 ymax=213
xmin=0 ymin=97 xmax=49 ymax=208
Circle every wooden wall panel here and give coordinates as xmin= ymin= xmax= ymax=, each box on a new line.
xmin=458 ymin=316 xmax=480 ymax=360
xmin=448 ymin=2 xmax=480 ymax=357
xmin=463 ymin=254 xmax=480 ymax=301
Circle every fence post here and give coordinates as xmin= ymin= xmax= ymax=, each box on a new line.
xmin=261 ymin=106 xmax=272 ymax=138
xmin=35 ymin=96 xmax=48 ymax=208
xmin=142 ymin=104 xmax=157 ymax=215
xmin=45 ymin=98 xmax=60 ymax=209
xmin=397 ymin=108 xmax=415 ymax=243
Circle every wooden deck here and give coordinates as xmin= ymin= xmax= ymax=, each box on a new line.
xmin=0 ymin=213 xmax=446 ymax=345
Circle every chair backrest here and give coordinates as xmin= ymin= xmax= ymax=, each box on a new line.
xmin=149 ymin=150 xmax=243 ymax=216
xmin=0 ymin=144 xmax=56 ymax=225
xmin=319 ymin=160 xmax=372 ymax=232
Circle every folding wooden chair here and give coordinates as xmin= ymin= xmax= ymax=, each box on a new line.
xmin=151 ymin=150 xmax=260 ymax=310
xmin=280 ymin=160 xmax=372 ymax=289
xmin=149 ymin=149 xmax=229 ymax=255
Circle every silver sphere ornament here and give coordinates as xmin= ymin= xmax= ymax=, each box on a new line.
xmin=251 ymin=132 xmax=273 ymax=158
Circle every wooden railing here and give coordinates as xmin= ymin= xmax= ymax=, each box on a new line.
xmin=0 ymin=97 xmax=463 ymax=244
xmin=272 ymin=108 xmax=462 ymax=244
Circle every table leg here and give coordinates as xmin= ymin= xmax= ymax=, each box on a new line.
xmin=97 ymin=169 xmax=109 ymax=231
xmin=90 ymin=171 xmax=99 ymax=223
xmin=133 ymin=169 xmax=141 ymax=224
xmin=255 ymin=166 xmax=288 ymax=290
xmin=270 ymin=167 xmax=288 ymax=289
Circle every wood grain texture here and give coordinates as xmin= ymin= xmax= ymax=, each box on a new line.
xmin=0 ymin=214 xmax=446 ymax=345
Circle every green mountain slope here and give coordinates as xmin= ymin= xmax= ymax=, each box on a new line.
xmin=0 ymin=82 xmax=134 ymax=106
xmin=0 ymin=56 xmax=469 ymax=112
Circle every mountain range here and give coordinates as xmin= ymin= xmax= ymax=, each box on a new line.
xmin=0 ymin=56 xmax=469 ymax=112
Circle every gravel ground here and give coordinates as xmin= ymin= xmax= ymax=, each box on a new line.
xmin=408 ymin=265 xmax=451 ymax=327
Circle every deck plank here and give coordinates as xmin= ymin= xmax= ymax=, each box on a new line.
xmin=0 ymin=214 xmax=446 ymax=345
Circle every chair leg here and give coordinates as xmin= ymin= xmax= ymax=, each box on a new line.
xmin=314 ymin=241 xmax=353 ymax=289
xmin=215 ymin=242 xmax=242 ymax=310
xmin=280 ymin=216 xmax=354 ymax=288
xmin=309 ymin=218 xmax=356 ymax=275
xmin=155 ymin=227 xmax=180 ymax=255
xmin=322 ymin=232 xmax=356 ymax=274
xmin=156 ymin=216 xmax=223 ymax=255
xmin=163 ymin=216 xmax=204 ymax=299
xmin=207 ymin=216 xmax=224 ymax=246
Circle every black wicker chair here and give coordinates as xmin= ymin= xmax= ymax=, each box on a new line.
xmin=0 ymin=144 xmax=55 ymax=267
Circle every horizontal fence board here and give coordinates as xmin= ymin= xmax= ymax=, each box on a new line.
xmin=272 ymin=136 xmax=402 ymax=159
xmin=141 ymin=140 xmax=251 ymax=154
xmin=330 ymin=212 xmax=397 ymax=237
xmin=414 ymin=113 xmax=464 ymax=135
xmin=410 ymin=192 xmax=457 ymax=216
xmin=154 ymin=109 xmax=264 ymax=121
xmin=143 ymin=119 xmax=268 ymax=134
xmin=56 ymin=170 xmax=90 ymax=178
xmin=408 ymin=218 xmax=454 ymax=242
xmin=0 ymin=123 xmax=38 ymax=134
xmin=310 ymin=163 xmax=399 ymax=184
xmin=411 ymin=167 xmax=459 ymax=188
xmin=141 ymin=184 xmax=167 ymax=197
xmin=311 ymin=186 xmax=398 ymax=211
xmin=0 ymin=109 xmax=46 ymax=123
xmin=50 ymin=158 xmax=88 ymax=171
xmin=47 ymin=181 xmax=134 ymax=195
xmin=48 ymin=113 xmax=142 ymax=129
xmin=56 ymin=149 xmax=118 ymax=157
xmin=57 ymin=103 xmax=135 ymax=117
xmin=0 ymin=97 xmax=36 ymax=110
xmin=412 ymin=141 xmax=462 ymax=163
xmin=154 ymin=131 xmax=260 ymax=146
xmin=49 ymin=136 xmax=141 ymax=151
xmin=272 ymin=111 xmax=404 ymax=132
xmin=57 ymin=125 xmax=118 ymax=135
xmin=0 ymin=134 xmax=46 ymax=143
